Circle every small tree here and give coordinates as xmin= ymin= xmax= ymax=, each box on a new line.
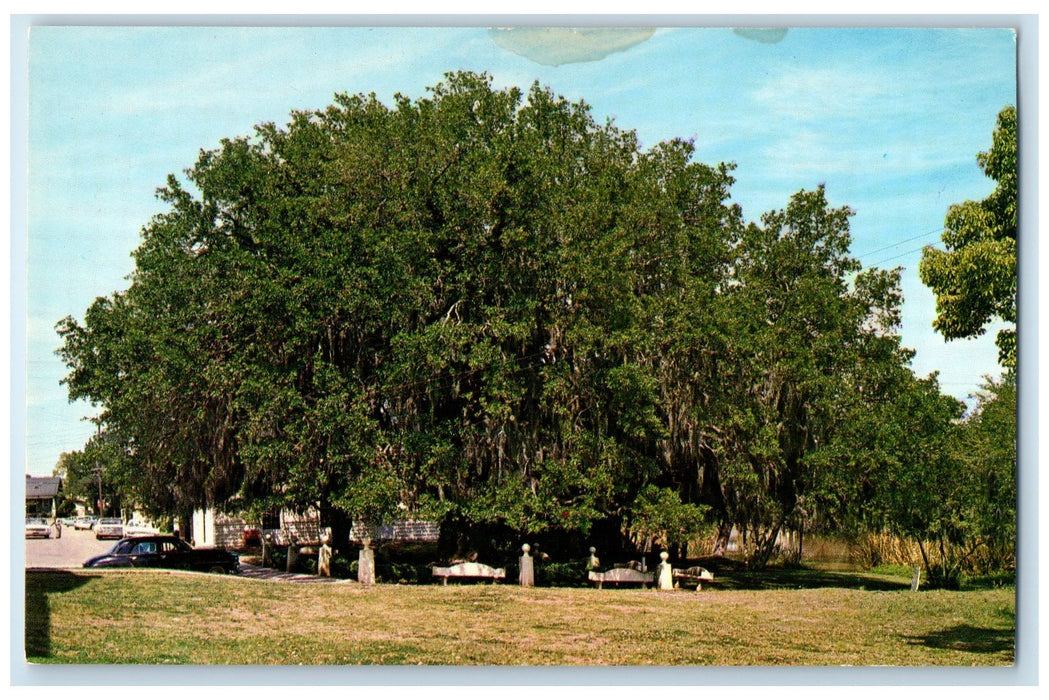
xmin=945 ymin=375 xmax=1016 ymax=576
xmin=861 ymin=373 xmax=1015 ymax=588
xmin=626 ymin=485 xmax=710 ymax=557
xmin=52 ymin=431 xmax=137 ymax=517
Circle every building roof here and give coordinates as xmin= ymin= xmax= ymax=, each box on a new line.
xmin=26 ymin=476 xmax=62 ymax=500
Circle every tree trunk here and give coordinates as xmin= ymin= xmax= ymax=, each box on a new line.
xmin=319 ymin=503 xmax=354 ymax=559
xmin=748 ymin=512 xmax=789 ymax=569
xmin=916 ymin=537 xmax=933 ymax=579
xmin=713 ymin=521 xmax=732 ymax=554
xmin=177 ymin=507 xmax=193 ymax=541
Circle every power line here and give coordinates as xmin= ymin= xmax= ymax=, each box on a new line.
xmin=855 ymin=226 xmax=944 ymax=260
xmin=866 ymin=244 xmax=935 ymax=269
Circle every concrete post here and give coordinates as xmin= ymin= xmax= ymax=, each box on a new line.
xmin=358 ymin=538 xmax=375 ymax=586
xmin=586 ymin=546 xmax=600 ymax=571
xmin=519 ymin=543 xmax=534 ymax=587
xmin=318 ymin=527 xmax=333 ymax=577
xmin=657 ymin=551 xmax=674 ymax=590
xmin=261 ymin=534 xmax=273 ymax=567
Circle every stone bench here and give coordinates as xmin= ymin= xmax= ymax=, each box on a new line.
xmin=672 ymin=566 xmax=715 ymax=591
xmin=263 ymin=528 xmax=321 ymax=573
xmin=587 ymin=567 xmax=656 ymax=589
xmin=432 ymin=561 xmax=506 ymax=585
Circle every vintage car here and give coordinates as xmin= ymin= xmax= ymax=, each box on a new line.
xmin=25 ymin=517 xmax=52 ymax=539
xmin=94 ymin=517 xmax=124 ymax=540
xmin=83 ymin=535 xmax=240 ymax=574
xmin=124 ymin=520 xmax=160 ymax=537
xmin=74 ymin=516 xmax=96 ymax=530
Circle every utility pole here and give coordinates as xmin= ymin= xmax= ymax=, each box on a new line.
xmin=92 ymin=462 xmax=103 ymax=516
xmin=91 ymin=421 xmax=103 ymax=516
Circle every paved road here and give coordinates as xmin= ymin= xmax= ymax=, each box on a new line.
xmin=25 ymin=525 xmax=116 ymax=568
xmin=25 ymin=526 xmax=346 ymax=582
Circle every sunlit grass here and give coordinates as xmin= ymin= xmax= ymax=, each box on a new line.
xmin=26 ymin=569 xmax=1014 ymax=666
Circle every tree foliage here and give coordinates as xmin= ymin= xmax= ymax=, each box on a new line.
xmin=919 ymin=105 xmax=1017 ymax=368
xmin=57 ymin=72 xmax=997 ymax=569
xmin=946 ymin=376 xmax=1016 ymax=576
xmin=826 ymin=366 xmax=1016 ymax=588
xmin=626 ymin=485 xmax=710 ymax=553
xmin=51 ymin=431 xmax=136 ymax=518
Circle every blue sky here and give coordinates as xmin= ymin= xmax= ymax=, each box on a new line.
xmin=22 ymin=25 xmax=1017 ymax=476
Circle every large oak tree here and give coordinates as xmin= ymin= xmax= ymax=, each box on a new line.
xmin=58 ymin=72 xmax=937 ymax=565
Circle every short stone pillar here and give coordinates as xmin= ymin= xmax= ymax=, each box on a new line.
xmin=357 ymin=537 xmax=375 ymax=586
xmin=318 ymin=527 xmax=333 ymax=577
xmin=287 ymin=544 xmax=299 ymax=574
xmin=519 ymin=543 xmax=534 ymax=587
xmin=261 ymin=533 xmax=273 ymax=567
xmin=657 ymin=551 xmax=674 ymax=590
xmin=910 ymin=566 xmax=921 ymax=592
xmin=586 ymin=546 xmax=600 ymax=571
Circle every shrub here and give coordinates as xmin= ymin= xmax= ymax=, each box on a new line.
xmin=848 ymin=532 xmax=923 ymax=569
xmin=376 ymin=561 xmax=430 ymax=584
xmin=847 ymin=531 xmax=1015 ymax=589
xmin=535 ymin=561 xmax=587 ymax=588
xmin=330 ymin=555 xmax=354 ymax=579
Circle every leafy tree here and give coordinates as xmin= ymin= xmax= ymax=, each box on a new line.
xmin=919 ymin=105 xmax=1017 ymax=368
xmin=52 ymin=452 xmax=85 ymax=517
xmin=57 ymin=73 xmax=744 ymax=554
xmin=837 ymin=369 xmax=1015 ymax=588
xmin=56 ymin=71 xmax=964 ymax=570
xmin=625 ymin=485 xmax=710 ymax=555
xmin=858 ymin=374 xmax=965 ymax=583
xmin=50 ymin=431 xmax=135 ymax=517
xmin=946 ymin=375 xmax=1016 ymax=575
xmin=690 ymin=187 xmax=914 ymax=568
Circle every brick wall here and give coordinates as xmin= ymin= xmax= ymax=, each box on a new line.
xmin=213 ymin=513 xmax=247 ymax=549
xmin=350 ymin=520 xmax=439 ymax=543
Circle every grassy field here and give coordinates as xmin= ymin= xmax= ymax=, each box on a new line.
xmin=25 ymin=568 xmax=1014 ymax=666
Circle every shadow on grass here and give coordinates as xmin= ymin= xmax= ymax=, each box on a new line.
xmin=25 ymin=569 xmax=99 ymax=660
xmin=903 ymin=624 xmax=1015 ymax=655
xmin=692 ymin=557 xmax=910 ymax=591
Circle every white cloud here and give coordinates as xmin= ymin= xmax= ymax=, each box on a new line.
xmin=488 ymin=27 xmax=656 ymax=67
xmin=750 ymin=65 xmax=895 ymax=123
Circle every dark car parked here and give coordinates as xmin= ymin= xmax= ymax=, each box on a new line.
xmin=83 ymin=535 xmax=240 ymax=574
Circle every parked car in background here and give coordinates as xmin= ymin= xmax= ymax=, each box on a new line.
xmin=83 ymin=535 xmax=240 ymax=574
xmin=74 ymin=516 xmax=95 ymax=530
xmin=25 ymin=517 xmax=51 ymax=539
xmin=94 ymin=517 xmax=124 ymax=540
xmin=124 ymin=520 xmax=160 ymax=537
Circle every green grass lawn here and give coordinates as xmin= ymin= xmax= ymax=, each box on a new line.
xmin=25 ymin=568 xmax=1014 ymax=666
